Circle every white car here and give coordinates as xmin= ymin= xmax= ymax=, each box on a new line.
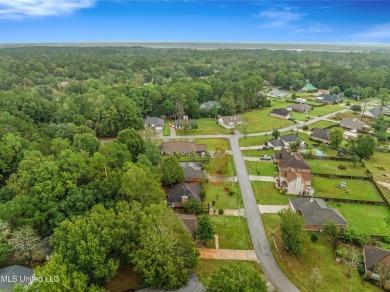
xmin=260 ymin=155 xmax=272 ymax=161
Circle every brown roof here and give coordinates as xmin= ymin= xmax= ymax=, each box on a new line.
xmin=363 ymin=245 xmax=390 ymax=273
xmin=311 ymin=128 xmax=330 ymax=142
xmin=176 ymin=214 xmax=197 ymax=237
xmin=276 ymin=151 xmax=311 ymax=170
xmin=161 ymin=141 xmax=207 ymax=153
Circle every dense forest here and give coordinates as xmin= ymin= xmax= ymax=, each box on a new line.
xmin=1 ymin=46 xmax=390 ymax=290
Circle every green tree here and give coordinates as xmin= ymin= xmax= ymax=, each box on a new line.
xmin=134 ymin=204 xmax=199 ymax=290
xmin=160 ymin=156 xmax=184 ymax=186
xmin=211 ymin=147 xmax=229 ymax=175
xmin=144 ymin=140 xmax=161 ymax=165
xmin=375 ymin=262 xmax=390 ymax=290
xmin=99 ymin=142 xmax=131 ymax=169
xmin=351 ymin=155 xmax=361 ymax=167
xmin=195 ymin=216 xmax=214 ymax=245
xmin=329 ymin=127 xmax=344 ymax=148
xmin=350 ymin=104 xmax=362 ymax=113
xmin=279 ymin=209 xmax=304 ymax=256
xmin=184 ymin=199 xmax=203 ymax=215
xmin=289 ymin=139 xmax=301 ymax=152
xmin=353 ymin=134 xmax=377 ymax=159
xmin=117 ymin=128 xmax=145 ymax=162
xmin=206 ymin=263 xmax=267 ymax=292
xmin=323 ymin=221 xmax=337 ymax=240
xmin=346 ymin=249 xmax=360 ymax=277
xmin=72 ymin=133 xmax=100 ymax=155
xmin=272 ymin=129 xmax=280 ymax=140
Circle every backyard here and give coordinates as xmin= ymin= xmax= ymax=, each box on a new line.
xmin=312 ymin=177 xmax=382 ymax=201
xmin=308 ymin=120 xmax=338 ymax=129
xmin=251 ymin=181 xmax=294 ymax=205
xmin=245 ymin=161 xmax=278 ymax=176
xmin=176 ymin=118 xmax=231 ymax=136
xmin=204 ymin=216 xmax=253 ymax=250
xmin=261 ymin=214 xmax=382 ymax=292
xmin=242 ymin=149 xmax=274 ymax=157
xmin=202 ymin=157 xmax=235 ymax=177
xmin=306 ymin=159 xmax=369 ymax=177
xmin=194 ymin=138 xmax=230 ymax=151
xmin=203 ymin=182 xmax=242 ymax=209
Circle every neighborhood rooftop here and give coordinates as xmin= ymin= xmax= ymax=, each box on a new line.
xmin=363 ymin=245 xmax=390 ymax=273
xmin=340 ymin=118 xmax=370 ymax=131
xmin=161 ymin=141 xmax=207 ymax=153
xmin=270 ymin=108 xmax=291 ymax=116
xmin=311 ymin=128 xmax=330 ymax=142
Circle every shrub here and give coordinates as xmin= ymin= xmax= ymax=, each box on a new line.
xmin=212 ymin=200 xmax=216 ymax=206
xmin=218 ymin=208 xmax=224 ymax=215
xmin=229 ymin=190 xmax=235 ymax=196
xmin=302 ymin=125 xmax=309 ymax=130
xmin=338 ymin=164 xmax=347 ymax=170
xmin=310 ymin=233 xmax=318 ymax=242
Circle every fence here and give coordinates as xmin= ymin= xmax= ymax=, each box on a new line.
xmin=312 ymin=173 xmax=372 ymax=180
xmin=303 ymin=155 xmax=353 ymax=162
xmin=315 ymin=196 xmax=387 ymax=206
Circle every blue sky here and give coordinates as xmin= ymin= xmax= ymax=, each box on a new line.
xmin=0 ymin=0 xmax=390 ymax=43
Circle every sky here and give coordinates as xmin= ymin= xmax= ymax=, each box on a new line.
xmin=0 ymin=0 xmax=390 ymax=43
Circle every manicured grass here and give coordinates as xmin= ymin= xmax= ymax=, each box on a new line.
xmin=239 ymin=135 xmax=270 ymax=147
xmin=242 ymin=149 xmax=274 ymax=157
xmin=194 ymin=138 xmax=231 ymax=151
xmin=261 ymin=214 xmax=382 ymax=292
xmin=306 ymin=159 xmax=369 ymax=176
xmin=163 ymin=123 xmax=170 ymax=136
xmin=251 ymin=181 xmax=294 ymax=205
xmin=309 ymin=120 xmax=338 ymax=129
xmin=309 ymin=104 xmax=345 ymax=117
xmin=176 ymin=118 xmax=231 ymax=136
xmin=365 ymin=151 xmax=390 ymax=185
xmin=178 ymin=155 xmax=208 ymax=162
xmin=205 ymin=216 xmax=253 ymax=250
xmin=327 ymin=203 xmax=390 ymax=236
xmin=291 ymin=112 xmax=312 ymax=122
xmin=202 ymin=157 xmax=235 ymax=177
xmin=203 ymin=182 xmax=242 ymax=209
xmin=312 ymin=177 xmax=382 ymax=201
xmin=196 ymin=260 xmax=264 ymax=287
xmin=333 ymin=111 xmax=359 ymax=121
xmin=246 ymin=161 xmax=278 ymax=176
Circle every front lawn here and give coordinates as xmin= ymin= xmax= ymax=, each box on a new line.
xmin=245 ymin=161 xmax=278 ymax=176
xmin=203 ymin=182 xmax=242 ymax=209
xmin=205 ymin=216 xmax=253 ymax=250
xmin=176 ymin=118 xmax=231 ymax=136
xmin=163 ymin=123 xmax=170 ymax=136
xmin=196 ymin=260 xmax=263 ymax=287
xmin=306 ymin=159 xmax=369 ymax=177
xmin=239 ymin=135 xmax=270 ymax=147
xmin=251 ymin=181 xmax=294 ymax=205
xmin=309 ymin=104 xmax=345 ymax=117
xmin=194 ymin=138 xmax=231 ymax=151
xmin=309 ymin=120 xmax=338 ymax=129
xmin=242 ymin=149 xmax=274 ymax=157
xmin=261 ymin=214 xmax=382 ymax=292
xmin=327 ymin=203 xmax=390 ymax=235
xmin=202 ymin=157 xmax=235 ymax=177
xmin=312 ymin=177 xmax=382 ymax=201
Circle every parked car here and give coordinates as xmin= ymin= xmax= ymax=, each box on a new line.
xmin=337 ymin=151 xmax=346 ymax=157
xmin=260 ymin=155 xmax=272 ymax=161
xmin=288 ymin=117 xmax=295 ymax=121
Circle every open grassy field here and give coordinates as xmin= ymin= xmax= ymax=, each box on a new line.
xmin=196 ymin=260 xmax=264 ymax=287
xmin=312 ymin=177 xmax=382 ymax=201
xmin=163 ymin=123 xmax=170 ymax=136
xmin=239 ymin=135 xmax=270 ymax=147
xmin=261 ymin=214 xmax=382 ymax=292
xmin=205 ymin=216 xmax=253 ymax=250
xmin=194 ymin=138 xmax=230 ymax=151
xmin=333 ymin=111 xmax=359 ymax=121
xmin=176 ymin=118 xmax=231 ymax=136
xmin=251 ymin=181 xmax=294 ymax=205
xmin=290 ymin=112 xmax=311 ymax=122
xmin=306 ymin=159 xmax=369 ymax=176
xmin=327 ymin=203 xmax=390 ymax=236
xmin=246 ymin=161 xmax=278 ymax=176
xmin=308 ymin=120 xmax=338 ymax=129
xmin=242 ymin=149 xmax=274 ymax=157
xmin=309 ymin=104 xmax=345 ymax=117
xmin=203 ymin=182 xmax=242 ymax=209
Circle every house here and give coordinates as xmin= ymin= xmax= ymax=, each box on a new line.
xmin=274 ymin=151 xmax=313 ymax=195
xmin=218 ymin=115 xmax=242 ymax=129
xmin=296 ymin=98 xmax=307 ymax=103
xmin=0 ymin=265 xmax=34 ymax=291
xmin=175 ymin=115 xmax=197 ymax=130
xmin=267 ymin=134 xmax=302 ymax=150
xmin=318 ymin=89 xmax=330 ymax=95
xmin=315 ymin=94 xmax=341 ymax=104
xmin=267 ymin=88 xmax=290 ymax=98
xmin=180 ymin=162 xmax=206 ymax=182
xmin=363 ymin=245 xmax=390 ymax=281
xmin=269 ymin=108 xmax=292 ymax=119
xmin=167 ymin=183 xmax=201 ymax=208
xmin=340 ymin=118 xmax=370 ymax=132
xmin=144 ymin=116 xmax=164 ymax=131
xmin=311 ymin=128 xmax=330 ymax=144
xmin=343 ymin=130 xmax=358 ymax=140
xmin=363 ymin=106 xmax=390 ymax=118
xmin=176 ymin=214 xmax=197 ymax=238
xmin=289 ymin=198 xmax=348 ymax=231
xmin=161 ymin=141 xmax=207 ymax=156
xmin=301 ymin=83 xmax=317 ymax=92
xmin=200 ymin=101 xmax=220 ymax=110
xmin=287 ymin=104 xmax=313 ymax=113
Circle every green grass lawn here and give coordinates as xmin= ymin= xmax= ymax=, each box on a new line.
xmin=261 ymin=214 xmax=382 ymax=292
xmin=163 ymin=123 xmax=170 ymax=136
xmin=251 ymin=181 xmax=294 ymax=205
xmin=308 ymin=120 xmax=338 ymax=129
xmin=242 ymin=149 xmax=274 ymax=157
xmin=309 ymin=104 xmax=345 ymax=117
xmin=202 ymin=157 xmax=235 ymax=177
xmin=236 ymin=110 xmax=294 ymax=133
xmin=327 ymin=203 xmax=390 ymax=236
xmin=176 ymin=118 xmax=231 ymax=136
xmin=291 ymin=112 xmax=312 ymax=122
xmin=306 ymin=159 xmax=369 ymax=176
xmin=205 ymin=216 xmax=253 ymax=250
xmin=365 ymin=151 xmax=390 ymax=188
xmin=203 ymin=182 xmax=242 ymax=209
xmin=194 ymin=138 xmax=231 ymax=151
xmin=196 ymin=260 xmax=264 ymax=287
xmin=239 ymin=135 xmax=270 ymax=147
xmin=312 ymin=177 xmax=382 ymax=201
xmin=246 ymin=161 xmax=278 ymax=176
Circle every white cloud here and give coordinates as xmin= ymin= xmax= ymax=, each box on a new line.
xmin=256 ymin=8 xmax=305 ymax=28
xmin=294 ymin=22 xmax=331 ymax=34
xmin=352 ymin=23 xmax=390 ymax=42
xmin=0 ymin=0 xmax=96 ymax=19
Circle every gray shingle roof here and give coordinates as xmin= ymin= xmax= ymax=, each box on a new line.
xmin=275 ymin=151 xmax=311 ymax=170
xmin=289 ymin=198 xmax=348 ymax=226
xmin=145 ymin=116 xmax=164 ymax=127
xmin=0 ymin=265 xmax=33 ymax=291
xmin=311 ymin=128 xmax=330 ymax=142
xmin=200 ymin=101 xmax=220 ymax=110
xmin=340 ymin=118 xmax=370 ymax=131
xmin=183 ymin=166 xmax=206 ymax=180
xmin=167 ymin=183 xmax=201 ymax=205
xmin=280 ymin=133 xmax=299 ymax=143
xmin=363 ymin=245 xmax=390 ymax=272
xmin=287 ymin=104 xmax=313 ymax=112
xmin=270 ymin=108 xmax=291 ymax=117
xmin=267 ymin=139 xmax=285 ymax=147
xmin=219 ymin=115 xmax=242 ymax=126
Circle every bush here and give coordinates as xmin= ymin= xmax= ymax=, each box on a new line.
xmin=218 ymin=208 xmax=224 ymax=215
xmin=229 ymin=190 xmax=235 ymax=196
xmin=338 ymin=164 xmax=347 ymax=170
xmin=310 ymin=233 xmax=318 ymax=242
xmin=382 ymin=236 xmax=390 ymax=244
xmin=302 ymin=125 xmax=309 ymax=130
xmin=212 ymin=200 xmax=216 ymax=206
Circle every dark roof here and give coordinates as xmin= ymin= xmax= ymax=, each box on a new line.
xmin=161 ymin=141 xmax=207 ymax=153
xmin=287 ymin=104 xmax=313 ymax=112
xmin=183 ymin=165 xmax=206 ymax=180
xmin=174 ymin=119 xmax=195 ymax=126
xmin=176 ymin=214 xmax=197 ymax=237
xmin=363 ymin=245 xmax=390 ymax=272
xmin=270 ymin=108 xmax=291 ymax=117
xmin=340 ymin=118 xmax=370 ymax=131
xmin=200 ymin=101 xmax=220 ymax=110
xmin=368 ymin=108 xmax=380 ymax=117
xmin=167 ymin=183 xmax=201 ymax=205
xmin=0 ymin=265 xmax=33 ymax=291
xmin=144 ymin=116 xmax=164 ymax=127
xmin=280 ymin=133 xmax=299 ymax=143
xmin=267 ymin=139 xmax=285 ymax=147
xmin=311 ymin=128 xmax=330 ymax=141
xmin=318 ymin=94 xmax=340 ymax=102
xmin=289 ymin=198 xmax=348 ymax=226
xmin=275 ymin=151 xmax=311 ymax=170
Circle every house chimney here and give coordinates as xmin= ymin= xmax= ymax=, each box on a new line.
xmin=181 ymin=195 xmax=188 ymax=205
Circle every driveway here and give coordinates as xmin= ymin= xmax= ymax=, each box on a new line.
xmin=249 ymin=175 xmax=275 ymax=182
